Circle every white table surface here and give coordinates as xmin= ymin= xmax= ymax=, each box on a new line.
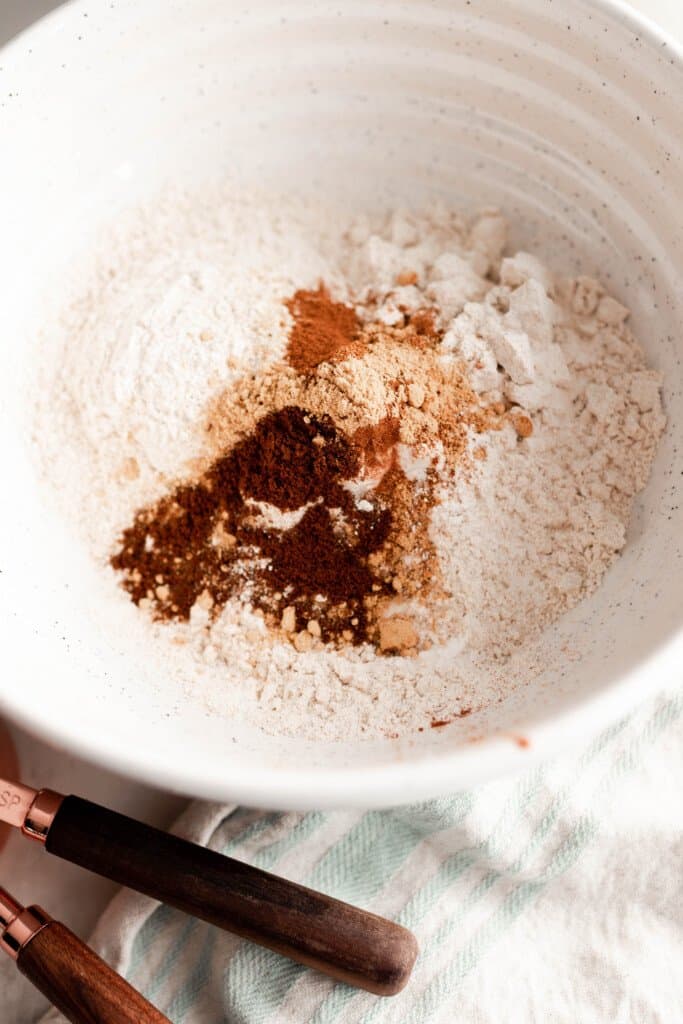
xmin=1 ymin=1 xmax=681 ymax=1021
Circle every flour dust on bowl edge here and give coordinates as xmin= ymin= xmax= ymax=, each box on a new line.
xmin=0 ymin=0 xmax=681 ymax=807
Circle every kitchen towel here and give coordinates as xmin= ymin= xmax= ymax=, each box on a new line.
xmin=42 ymin=687 xmax=683 ymax=1024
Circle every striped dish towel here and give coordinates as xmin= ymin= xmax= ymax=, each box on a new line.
xmin=43 ymin=687 xmax=683 ymax=1024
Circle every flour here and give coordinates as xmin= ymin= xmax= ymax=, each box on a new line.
xmin=36 ymin=188 xmax=354 ymax=556
xmin=33 ymin=185 xmax=665 ymax=738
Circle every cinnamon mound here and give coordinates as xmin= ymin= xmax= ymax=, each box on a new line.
xmin=285 ymin=285 xmax=364 ymax=372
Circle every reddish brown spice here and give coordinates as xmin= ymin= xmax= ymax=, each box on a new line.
xmin=406 ymin=308 xmax=440 ymax=347
xmin=430 ymin=708 xmax=472 ymax=728
xmin=285 ymin=284 xmax=364 ymax=373
xmin=111 ymin=406 xmax=394 ymax=645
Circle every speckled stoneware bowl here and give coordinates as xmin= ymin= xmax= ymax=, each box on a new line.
xmin=0 ymin=0 xmax=681 ymax=807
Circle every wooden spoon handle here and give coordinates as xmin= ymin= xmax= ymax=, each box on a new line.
xmin=17 ymin=918 xmax=168 ymax=1024
xmin=45 ymin=796 xmax=418 ymax=995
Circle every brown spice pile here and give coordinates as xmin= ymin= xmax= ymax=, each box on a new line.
xmin=111 ymin=283 xmax=503 ymax=654
xmin=112 ymin=406 xmax=394 ymax=646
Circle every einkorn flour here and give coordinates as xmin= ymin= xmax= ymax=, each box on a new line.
xmin=34 ymin=185 xmax=665 ymax=739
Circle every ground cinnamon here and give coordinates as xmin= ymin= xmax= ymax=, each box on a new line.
xmin=285 ymin=285 xmax=364 ymax=373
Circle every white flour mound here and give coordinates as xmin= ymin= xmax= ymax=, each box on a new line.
xmin=34 ymin=185 xmax=665 ymax=738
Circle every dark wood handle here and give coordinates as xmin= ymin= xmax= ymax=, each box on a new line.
xmin=46 ymin=796 xmax=418 ymax=995
xmin=17 ymin=919 xmax=169 ymax=1024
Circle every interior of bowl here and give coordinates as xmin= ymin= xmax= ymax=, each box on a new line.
xmin=0 ymin=0 xmax=682 ymax=806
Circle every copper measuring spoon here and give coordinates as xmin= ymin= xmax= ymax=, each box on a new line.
xmin=0 ymin=777 xmax=418 ymax=995
xmin=1 ymin=883 xmax=169 ymax=1023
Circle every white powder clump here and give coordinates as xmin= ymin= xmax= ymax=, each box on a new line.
xmin=34 ymin=185 xmax=665 ymax=739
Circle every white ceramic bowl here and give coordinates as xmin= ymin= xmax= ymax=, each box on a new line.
xmin=1 ymin=0 xmax=682 ymax=808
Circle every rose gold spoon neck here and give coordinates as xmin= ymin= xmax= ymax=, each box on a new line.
xmin=0 ymin=886 xmax=50 ymax=961
xmin=0 ymin=888 xmax=21 ymax=930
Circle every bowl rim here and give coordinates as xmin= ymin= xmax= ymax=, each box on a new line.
xmin=1 ymin=0 xmax=682 ymax=807
xmin=3 ymin=633 xmax=681 ymax=808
